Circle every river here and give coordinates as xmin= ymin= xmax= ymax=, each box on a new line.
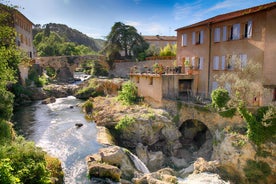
xmin=13 ymin=96 xmax=102 ymax=184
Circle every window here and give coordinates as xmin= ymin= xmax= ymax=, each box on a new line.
xmin=192 ymin=31 xmax=204 ymax=44
xmin=221 ymin=56 xmax=226 ymax=70
xmin=244 ymin=20 xmax=252 ymax=38
xmin=213 ymin=56 xmax=219 ymax=70
xmin=182 ymin=34 xmax=187 ymax=46
xmin=199 ymin=57 xmax=204 ymax=70
xmin=214 ymin=28 xmax=220 ymax=42
xmin=222 ymin=26 xmax=227 ymax=41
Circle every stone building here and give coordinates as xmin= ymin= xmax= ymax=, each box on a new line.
xmin=130 ymin=2 xmax=276 ymax=105
xmin=0 ymin=4 xmax=34 ymax=58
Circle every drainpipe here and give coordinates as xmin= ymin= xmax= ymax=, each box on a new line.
xmin=207 ymin=23 xmax=212 ymax=97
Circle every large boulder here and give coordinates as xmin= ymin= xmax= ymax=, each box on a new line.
xmin=86 ymin=146 xmax=142 ymax=180
xmin=87 ymin=162 xmax=121 ymax=182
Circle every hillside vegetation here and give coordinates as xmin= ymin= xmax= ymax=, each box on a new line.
xmin=33 ymin=23 xmax=105 ymax=56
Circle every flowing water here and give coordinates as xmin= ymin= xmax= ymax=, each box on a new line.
xmin=13 ymin=96 xmax=102 ymax=184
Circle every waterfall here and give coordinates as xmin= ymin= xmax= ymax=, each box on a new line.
xmin=127 ymin=151 xmax=150 ymax=174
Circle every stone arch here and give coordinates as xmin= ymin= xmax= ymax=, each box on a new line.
xmin=176 ymin=119 xmax=213 ymax=162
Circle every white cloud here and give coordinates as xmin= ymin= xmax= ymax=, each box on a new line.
xmin=125 ymin=20 xmax=141 ymax=27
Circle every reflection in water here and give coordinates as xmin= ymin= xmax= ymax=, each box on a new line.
xmin=13 ymin=96 xmax=102 ymax=184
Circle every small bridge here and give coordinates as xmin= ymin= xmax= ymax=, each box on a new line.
xmin=162 ymin=99 xmax=244 ymax=136
xmin=35 ymin=55 xmax=108 ymax=82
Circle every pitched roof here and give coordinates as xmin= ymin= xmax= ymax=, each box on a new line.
xmin=176 ymin=2 xmax=276 ymax=31
xmin=143 ymin=35 xmax=177 ymax=41
xmin=0 ymin=3 xmax=34 ymax=25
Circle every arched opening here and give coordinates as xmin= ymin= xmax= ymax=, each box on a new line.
xmin=176 ymin=119 xmax=213 ymax=162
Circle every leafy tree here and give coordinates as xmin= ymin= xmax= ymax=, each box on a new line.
xmin=145 ymin=44 xmax=160 ymax=57
xmin=159 ymin=43 xmax=176 ymax=56
xmin=104 ymin=22 xmax=147 ymax=60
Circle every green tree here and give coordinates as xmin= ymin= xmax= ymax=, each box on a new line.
xmin=159 ymin=43 xmax=176 ymax=56
xmin=104 ymin=22 xmax=147 ymax=60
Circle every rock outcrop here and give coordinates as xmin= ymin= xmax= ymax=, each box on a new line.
xmin=86 ymin=146 xmax=140 ymax=180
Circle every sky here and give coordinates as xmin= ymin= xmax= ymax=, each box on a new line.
xmin=5 ymin=0 xmax=275 ymax=39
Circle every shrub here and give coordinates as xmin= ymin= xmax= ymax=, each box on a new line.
xmin=45 ymin=155 xmax=64 ymax=184
xmin=244 ymin=160 xmax=271 ymax=184
xmin=115 ymin=116 xmax=135 ymax=131
xmin=211 ymin=88 xmax=230 ymax=109
xmin=0 ymin=137 xmax=51 ymax=184
xmin=117 ymin=81 xmax=138 ymax=105
xmin=0 ymin=120 xmax=15 ymax=144
xmin=83 ymin=99 xmax=93 ymax=115
xmin=0 ymin=158 xmax=20 ymax=184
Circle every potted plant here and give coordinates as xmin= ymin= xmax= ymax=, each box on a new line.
xmin=184 ymin=60 xmax=191 ymax=74
xmin=153 ymin=63 xmax=164 ymax=75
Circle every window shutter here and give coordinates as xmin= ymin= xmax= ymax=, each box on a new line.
xmin=192 ymin=32 xmax=195 ymax=44
xmin=182 ymin=34 xmax=187 ymax=46
xmin=192 ymin=57 xmax=195 ymax=67
xmin=212 ymin=81 xmax=218 ymax=91
xmin=199 ymin=57 xmax=204 ymax=70
xmin=213 ymin=56 xmax=219 ymax=70
xmin=221 ymin=56 xmax=226 ymax=70
xmin=222 ymin=26 xmax=227 ymax=41
xmin=240 ymin=54 xmax=247 ymax=68
xmin=214 ymin=28 xmax=220 ymax=42
xmin=233 ymin=23 xmax=240 ymax=40
xmin=247 ymin=20 xmax=252 ymax=38
xmin=200 ymin=30 xmax=204 ymax=44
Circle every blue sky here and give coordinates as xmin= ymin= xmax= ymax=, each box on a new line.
xmin=6 ymin=0 xmax=275 ymax=39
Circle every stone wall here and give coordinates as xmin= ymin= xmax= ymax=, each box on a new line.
xmin=110 ymin=60 xmax=175 ymax=78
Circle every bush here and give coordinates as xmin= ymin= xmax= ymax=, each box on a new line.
xmin=0 ymin=120 xmax=15 ymax=144
xmin=115 ymin=116 xmax=135 ymax=131
xmin=117 ymin=81 xmax=138 ymax=105
xmin=211 ymin=88 xmax=230 ymax=109
xmin=45 ymin=155 xmax=64 ymax=184
xmin=0 ymin=137 xmax=51 ymax=184
xmin=244 ymin=160 xmax=271 ymax=184
xmin=83 ymin=99 xmax=93 ymax=115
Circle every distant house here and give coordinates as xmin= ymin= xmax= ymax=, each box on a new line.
xmin=130 ymin=2 xmax=276 ymax=106
xmin=143 ymin=35 xmax=177 ymax=49
xmin=0 ymin=4 xmax=34 ymax=58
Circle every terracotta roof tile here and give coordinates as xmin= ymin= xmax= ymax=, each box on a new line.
xmin=143 ymin=35 xmax=177 ymax=41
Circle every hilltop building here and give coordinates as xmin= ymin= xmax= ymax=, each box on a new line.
xmin=130 ymin=2 xmax=276 ymax=106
